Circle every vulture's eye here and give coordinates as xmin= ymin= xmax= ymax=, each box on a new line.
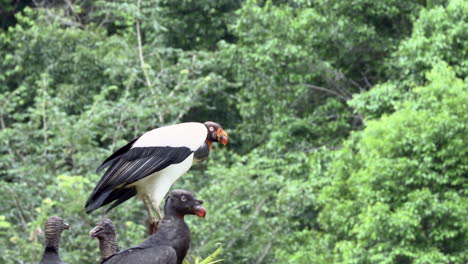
xmin=181 ymin=195 xmax=187 ymax=202
xmin=209 ymin=127 xmax=214 ymax=132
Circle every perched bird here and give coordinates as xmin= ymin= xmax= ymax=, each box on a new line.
xmin=89 ymin=218 xmax=119 ymax=262
xmin=39 ymin=216 xmax=69 ymax=264
xmin=102 ymin=189 xmax=206 ymax=264
xmin=85 ymin=121 xmax=227 ymax=233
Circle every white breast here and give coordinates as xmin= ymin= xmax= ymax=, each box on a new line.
xmin=133 ymin=153 xmax=195 ymax=209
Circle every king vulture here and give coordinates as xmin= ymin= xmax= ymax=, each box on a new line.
xmin=85 ymin=121 xmax=227 ymax=232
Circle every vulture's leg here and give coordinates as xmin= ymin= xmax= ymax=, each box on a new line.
xmin=154 ymin=206 xmax=163 ymax=220
xmin=149 ymin=201 xmax=162 ymax=234
xmin=143 ymin=195 xmax=158 ymax=235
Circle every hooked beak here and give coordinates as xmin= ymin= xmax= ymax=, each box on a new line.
xmin=89 ymin=226 xmax=102 ymax=237
xmin=216 ymin=128 xmax=228 ymax=145
xmin=194 ymin=205 xmax=206 ymax=218
xmin=63 ymin=223 xmax=70 ymax=230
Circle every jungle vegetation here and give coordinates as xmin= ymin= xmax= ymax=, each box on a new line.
xmin=0 ymin=0 xmax=466 ymax=263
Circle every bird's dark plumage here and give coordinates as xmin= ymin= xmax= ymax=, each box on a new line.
xmin=193 ymin=141 xmax=210 ymax=163
xmin=102 ymin=246 xmax=177 ymax=264
xmin=102 ymin=189 xmax=205 ymax=264
xmin=86 ymin=146 xmax=192 ymax=213
xmin=96 ymin=136 xmax=141 ymax=173
xmin=39 ymin=216 xmax=69 ymax=264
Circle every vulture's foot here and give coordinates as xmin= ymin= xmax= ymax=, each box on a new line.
xmin=149 ymin=218 xmax=160 ymax=235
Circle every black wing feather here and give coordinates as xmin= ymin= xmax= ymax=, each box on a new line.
xmin=105 ymin=187 xmax=138 ymax=213
xmin=86 ymin=146 xmax=193 ymax=213
xmin=103 ymin=246 xmax=177 ymax=264
xmin=96 ymin=136 xmax=140 ymax=173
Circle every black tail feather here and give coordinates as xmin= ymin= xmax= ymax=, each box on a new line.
xmin=85 ymin=186 xmax=138 ymax=214
xmin=85 ymin=189 xmax=113 ymax=214
xmin=105 ymin=187 xmax=137 ymax=213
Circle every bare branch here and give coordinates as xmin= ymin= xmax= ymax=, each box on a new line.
xmin=348 ymin=78 xmax=366 ymax=93
xmin=0 ymin=113 xmax=14 ymax=158
xmin=98 ymin=10 xmax=111 ymax=28
xmin=361 ymin=71 xmax=373 ymax=90
xmin=226 ymin=199 xmax=266 ymax=249
xmin=136 ymin=0 xmax=155 ymax=95
xmin=255 ymin=227 xmax=279 ymax=264
xmin=5 ymin=186 xmax=28 ymax=231
xmin=303 ymin=84 xmax=350 ymax=101
xmin=41 ymin=77 xmax=48 ymax=157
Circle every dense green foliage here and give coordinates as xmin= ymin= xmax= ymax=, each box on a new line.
xmin=0 ymin=0 xmax=466 ymax=263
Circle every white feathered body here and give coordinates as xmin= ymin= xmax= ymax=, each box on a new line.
xmin=131 ymin=123 xmax=206 ymax=208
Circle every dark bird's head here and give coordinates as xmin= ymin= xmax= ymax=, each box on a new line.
xmin=89 ymin=218 xmax=116 ymax=239
xmin=165 ymin=189 xmax=206 ymax=219
xmin=89 ymin=218 xmax=119 ymax=261
xmin=44 ymin=216 xmax=69 ymax=248
xmin=204 ymin=121 xmax=228 ymax=145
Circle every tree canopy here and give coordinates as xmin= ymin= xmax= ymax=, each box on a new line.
xmin=0 ymin=0 xmax=466 ymax=263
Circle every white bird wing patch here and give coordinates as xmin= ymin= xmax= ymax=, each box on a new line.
xmin=133 ymin=122 xmax=207 ymax=151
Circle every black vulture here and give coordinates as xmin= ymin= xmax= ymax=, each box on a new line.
xmin=89 ymin=218 xmax=119 ymax=262
xmin=102 ymin=189 xmax=206 ymax=264
xmin=39 ymin=216 xmax=69 ymax=264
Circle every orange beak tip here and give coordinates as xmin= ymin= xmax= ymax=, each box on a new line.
xmin=195 ymin=206 xmax=206 ymax=218
xmin=221 ymin=137 xmax=228 ymax=145
xmin=217 ymin=129 xmax=229 ymax=145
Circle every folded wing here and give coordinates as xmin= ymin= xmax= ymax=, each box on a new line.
xmin=86 ymin=147 xmax=193 ymax=213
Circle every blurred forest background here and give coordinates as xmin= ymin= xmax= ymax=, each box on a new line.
xmin=0 ymin=0 xmax=466 ymax=263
